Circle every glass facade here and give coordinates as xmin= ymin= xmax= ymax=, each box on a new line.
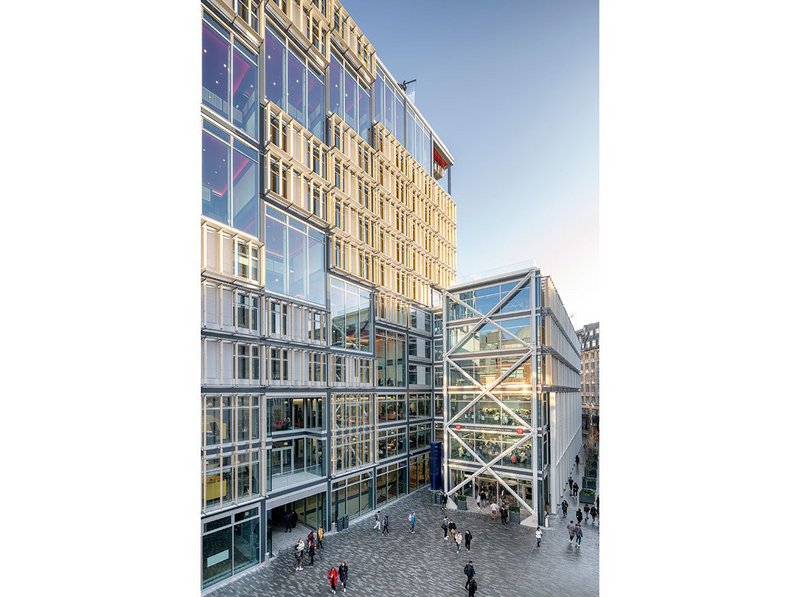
xmin=265 ymin=207 xmax=326 ymax=305
xmin=331 ymin=471 xmax=373 ymax=522
xmin=375 ymin=461 xmax=408 ymax=507
xmin=330 ymin=277 xmax=372 ymax=352
xmin=329 ymin=53 xmax=370 ymax=141
xmin=375 ymin=329 xmax=406 ymax=387
xmin=202 ymin=506 xmax=260 ymax=588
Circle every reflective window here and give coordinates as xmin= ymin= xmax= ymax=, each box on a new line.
xmin=344 ymin=69 xmax=357 ymax=130
xmin=307 ymin=67 xmax=325 ymax=140
xmin=358 ymin=84 xmax=370 ymax=140
xmin=328 ymin=55 xmax=343 ymax=117
xmin=374 ymin=70 xmax=384 ymax=123
xmin=265 ymin=207 xmax=326 ymax=305
xmin=287 ymin=51 xmax=306 ymax=124
xmin=330 ymin=278 xmax=372 ymax=353
xmin=232 ymin=45 xmax=258 ymax=137
xmin=376 ymin=329 xmax=406 ymax=387
xmin=265 ymin=27 xmax=286 ymax=109
xmin=202 ymin=129 xmax=229 ymax=225
xmin=232 ymin=146 xmax=258 ymax=236
xmin=202 ymin=18 xmax=230 ymax=119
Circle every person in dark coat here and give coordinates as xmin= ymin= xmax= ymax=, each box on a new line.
xmin=561 ymin=500 xmax=569 ymax=517
xmin=307 ymin=530 xmax=315 ymax=547
xmin=308 ymin=541 xmax=315 ymax=565
xmin=464 ymin=529 xmax=472 ymax=551
xmin=338 ymin=561 xmax=349 ymax=592
xmin=441 ymin=517 xmax=449 ymax=539
xmin=574 ymin=522 xmax=583 ymax=547
xmin=468 ymin=577 xmax=478 ymax=597
xmin=572 ymin=483 xmax=579 ymax=497
xmin=382 ymin=515 xmax=389 ymax=535
xmin=590 ymin=505 xmax=598 ymax=525
xmin=575 ymin=454 xmax=580 ymax=467
xmin=284 ymin=512 xmax=292 ymax=533
xmin=583 ymin=504 xmax=590 ymax=521
xmin=448 ymin=518 xmax=457 ymax=541
xmin=576 ymin=508 xmax=583 ymax=524
xmin=291 ymin=510 xmax=298 ymax=528
xmin=463 ymin=561 xmax=475 ymax=589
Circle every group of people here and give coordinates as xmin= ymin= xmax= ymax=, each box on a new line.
xmin=372 ymin=510 xmax=390 ymax=535
xmin=293 ymin=526 xmax=325 ymax=571
xmin=463 ymin=561 xmax=479 ymax=596
xmin=440 ymin=515 xmax=473 ymax=553
xmin=326 ymin=562 xmax=349 ymax=594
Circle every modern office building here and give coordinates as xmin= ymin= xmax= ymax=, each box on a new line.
xmin=577 ymin=322 xmax=600 ymax=432
xmin=442 ymin=269 xmax=582 ymax=524
xmin=200 ymin=0 xmax=456 ymax=590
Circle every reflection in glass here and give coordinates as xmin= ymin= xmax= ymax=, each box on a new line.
xmin=202 ymin=21 xmax=230 ymax=118
xmin=344 ymin=70 xmax=357 ymax=129
xmin=329 ymin=56 xmax=343 ymax=117
xmin=287 ymin=52 xmax=306 ymax=124
xmin=202 ymin=131 xmax=229 ymax=224
xmin=307 ymin=68 xmax=325 ymax=140
xmin=232 ymin=149 xmax=257 ymax=236
xmin=265 ymin=29 xmax=285 ymax=109
xmin=232 ymin=48 xmax=257 ymax=137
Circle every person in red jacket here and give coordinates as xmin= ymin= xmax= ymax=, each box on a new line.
xmin=327 ymin=566 xmax=338 ymax=593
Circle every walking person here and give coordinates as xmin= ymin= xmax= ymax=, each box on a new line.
xmin=467 ymin=577 xmax=478 ymax=597
xmin=535 ymin=526 xmax=543 ymax=547
xmin=583 ymin=503 xmax=590 ymax=522
xmin=480 ymin=489 xmax=487 ymax=509
xmin=464 ymin=529 xmax=472 ymax=551
xmin=561 ymin=500 xmax=569 ymax=518
xmin=374 ymin=510 xmax=381 ymax=531
xmin=590 ymin=505 xmax=597 ymax=525
xmin=308 ymin=540 xmax=316 ymax=566
xmin=490 ymin=501 xmax=498 ymax=521
xmin=317 ymin=526 xmax=325 ymax=550
xmin=572 ymin=483 xmax=579 ymax=497
xmin=448 ymin=518 xmax=457 ymax=541
xmin=575 ymin=454 xmax=580 ymax=468
xmin=568 ymin=475 xmax=573 ymax=491
xmin=307 ymin=530 xmax=315 ymax=548
xmin=441 ymin=517 xmax=449 ymax=540
xmin=338 ymin=561 xmax=348 ymax=593
xmin=567 ymin=520 xmax=575 ymax=544
xmin=455 ymin=530 xmax=463 ymax=554
xmin=284 ymin=512 xmax=292 ymax=533
xmin=500 ymin=505 xmax=508 ymax=525
xmin=463 ymin=561 xmax=475 ymax=590
xmin=327 ymin=566 xmax=338 ymax=593
xmin=576 ymin=508 xmax=583 ymax=525
xmin=382 ymin=514 xmax=389 ymax=536
xmin=409 ymin=511 xmax=416 ymax=533
xmin=575 ymin=522 xmax=583 ymax=548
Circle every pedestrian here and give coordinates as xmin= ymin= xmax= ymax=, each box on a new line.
xmin=284 ymin=512 xmax=292 ymax=533
xmin=317 ymin=526 xmax=325 ymax=549
xmin=568 ymin=475 xmax=573 ymax=490
xmin=464 ymin=529 xmax=472 ymax=551
xmin=327 ymin=566 xmax=338 ymax=593
xmin=448 ymin=518 xmax=457 ymax=541
xmin=294 ymin=538 xmax=305 ymax=571
xmin=338 ymin=561 xmax=349 ymax=593
xmin=308 ymin=539 xmax=316 ymax=565
xmin=307 ymin=530 xmax=315 ymax=547
xmin=463 ymin=560 xmax=475 ymax=590
xmin=535 ymin=526 xmax=542 ymax=548
xmin=561 ymin=500 xmax=568 ymax=518
xmin=490 ymin=501 xmax=498 ymax=521
xmin=575 ymin=454 xmax=580 ymax=468
xmin=583 ymin=503 xmax=590 ymax=522
xmin=572 ymin=484 xmax=579 ymax=497
xmin=567 ymin=520 xmax=575 ymax=544
xmin=382 ymin=515 xmax=389 ymax=536
xmin=480 ymin=489 xmax=487 ymax=509
xmin=575 ymin=522 xmax=583 ymax=547
xmin=441 ymin=516 xmax=449 ymax=540
xmin=291 ymin=510 xmax=298 ymax=529
xmin=590 ymin=505 xmax=597 ymax=525
xmin=467 ymin=577 xmax=478 ymax=597
xmin=576 ymin=508 xmax=583 ymax=524
xmin=409 ymin=511 xmax=416 ymax=533
xmin=374 ymin=510 xmax=381 ymax=531
xmin=500 ymin=505 xmax=508 ymax=525
xmin=455 ymin=530 xmax=463 ymax=553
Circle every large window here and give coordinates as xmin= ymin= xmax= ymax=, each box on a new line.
xmin=376 ymin=329 xmax=406 ymax=387
xmin=268 ymin=396 xmax=324 ymax=433
xmin=330 ymin=277 xmax=372 ymax=352
xmin=270 ymin=436 xmax=326 ymax=489
xmin=408 ymin=453 xmax=430 ymax=491
xmin=265 ymin=207 xmax=326 ymax=305
xmin=329 ymin=53 xmax=370 ymax=141
xmin=203 ymin=448 xmax=261 ymax=510
xmin=202 ymin=15 xmax=258 ymax=139
xmin=374 ymin=68 xmax=405 ymax=143
xmin=377 ymin=394 xmax=406 ymax=423
xmin=202 ymin=507 xmax=260 ymax=589
xmin=331 ymin=393 xmax=374 ymax=474
xmin=331 ymin=471 xmax=373 ymax=523
xmin=375 ymin=461 xmax=407 ymax=507
xmin=202 ymin=121 xmax=258 ymax=237
xmin=377 ymin=426 xmax=407 ymax=461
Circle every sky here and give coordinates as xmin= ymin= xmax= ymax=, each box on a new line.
xmin=342 ymin=0 xmax=599 ymax=329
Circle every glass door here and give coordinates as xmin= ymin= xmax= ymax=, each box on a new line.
xmin=271 ymin=444 xmax=293 ymax=476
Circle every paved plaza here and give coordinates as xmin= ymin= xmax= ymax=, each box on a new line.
xmin=210 ymin=483 xmax=599 ymax=597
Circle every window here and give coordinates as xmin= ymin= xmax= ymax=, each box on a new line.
xmin=375 ymin=329 xmax=406 ymax=387
xmin=330 ymin=277 xmax=372 ymax=352
xmin=307 ymin=67 xmax=325 ymax=140
xmin=270 ymin=348 xmax=289 ymax=382
xmin=377 ymin=426 xmax=407 ymax=460
xmin=202 ymin=122 xmax=258 ymax=237
xmin=265 ymin=207 xmax=326 ymax=305
xmin=202 ymin=15 xmax=258 ymax=139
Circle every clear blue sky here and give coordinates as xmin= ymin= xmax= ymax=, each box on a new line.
xmin=343 ymin=0 xmax=598 ymax=328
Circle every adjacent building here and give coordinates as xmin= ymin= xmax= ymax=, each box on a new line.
xmin=201 ymin=0 xmax=455 ymax=590
xmin=577 ymin=322 xmax=600 ymax=433
xmin=442 ymin=269 xmax=582 ymax=525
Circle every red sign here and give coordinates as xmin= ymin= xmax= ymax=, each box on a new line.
xmin=516 ymin=428 xmax=524 ymax=435
xmin=455 ymin=423 xmax=461 ymax=431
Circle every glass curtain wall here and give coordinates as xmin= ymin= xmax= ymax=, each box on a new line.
xmin=375 ymin=329 xmax=406 ymax=387
xmin=202 ymin=506 xmax=260 ymax=588
xmin=329 ymin=53 xmax=370 ymax=141
xmin=331 ymin=472 xmax=373 ymax=523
